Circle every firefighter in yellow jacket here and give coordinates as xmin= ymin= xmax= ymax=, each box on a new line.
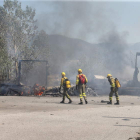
xmin=107 ymin=74 xmax=119 ymax=105
xmin=76 ymin=69 xmax=88 ymax=104
xmin=59 ymin=72 xmax=72 ymax=104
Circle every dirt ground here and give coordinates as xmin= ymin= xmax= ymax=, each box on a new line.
xmin=0 ymin=95 xmax=140 ymax=140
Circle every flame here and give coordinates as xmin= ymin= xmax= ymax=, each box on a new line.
xmin=28 ymin=90 xmax=30 ymax=94
xmin=33 ymin=84 xmax=45 ymax=96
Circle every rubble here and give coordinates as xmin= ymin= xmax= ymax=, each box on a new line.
xmin=0 ymin=83 xmax=31 ymax=96
xmin=44 ymin=86 xmax=62 ymax=97
xmin=44 ymin=86 xmax=98 ymax=97
xmin=0 ymin=83 xmax=98 ymax=97
xmin=101 ymin=100 xmax=108 ymax=103
xmin=86 ymin=87 xmax=98 ymax=96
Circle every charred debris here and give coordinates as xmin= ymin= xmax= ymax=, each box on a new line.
xmin=0 ymin=52 xmax=140 ymax=97
xmin=0 ymin=59 xmax=97 ymax=97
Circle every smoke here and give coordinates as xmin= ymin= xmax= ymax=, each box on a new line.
xmin=97 ymin=30 xmax=129 ymax=76
xmin=26 ymin=1 xmax=132 ymax=88
xmin=20 ymin=61 xmax=47 ymax=86
xmin=35 ymin=1 xmax=115 ymax=43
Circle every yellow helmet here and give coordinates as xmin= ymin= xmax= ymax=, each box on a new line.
xmin=107 ymin=74 xmax=112 ymax=78
xmin=61 ymin=72 xmax=66 ymax=76
xmin=78 ymin=69 xmax=82 ymax=73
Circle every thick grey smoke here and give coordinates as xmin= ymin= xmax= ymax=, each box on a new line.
xmin=34 ymin=1 xmax=115 ymax=43
xmin=26 ymin=1 xmax=132 ymax=88
xmin=98 ymin=30 xmax=128 ymax=75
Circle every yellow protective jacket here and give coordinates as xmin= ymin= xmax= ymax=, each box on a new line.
xmin=60 ymin=77 xmax=68 ymax=87
xmin=108 ymin=77 xmax=115 ymax=87
xmin=76 ymin=74 xmax=88 ymax=85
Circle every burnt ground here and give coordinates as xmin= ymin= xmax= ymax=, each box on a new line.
xmin=0 ymin=95 xmax=140 ymax=140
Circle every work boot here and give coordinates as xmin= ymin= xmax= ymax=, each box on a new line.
xmin=84 ymin=97 xmax=88 ymax=104
xmin=85 ymin=100 xmax=88 ymax=104
xmin=68 ymin=99 xmax=72 ymax=104
xmin=114 ymin=100 xmax=119 ymax=105
xmin=107 ymin=100 xmax=112 ymax=104
xmin=60 ymin=101 xmax=64 ymax=103
xmin=79 ymin=99 xmax=83 ymax=105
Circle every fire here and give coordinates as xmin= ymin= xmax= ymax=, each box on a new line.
xmin=33 ymin=84 xmax=45 ymax=96
xmin=28 ymin=90 xmax=30 ymax=94
xmin=21 ymin=92 xmax=23 ymax=95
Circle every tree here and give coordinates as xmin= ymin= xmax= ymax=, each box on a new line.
xmin=3 ymin=0 xmax=37 ymax=78
xmin=32 ymin=30 xmax=50 ymax=60
xmin=0 ymin=6 xmax=12 ymax=80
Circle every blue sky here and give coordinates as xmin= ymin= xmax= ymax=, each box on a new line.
xmin=0 ymin=0 xmax=140 ymax=44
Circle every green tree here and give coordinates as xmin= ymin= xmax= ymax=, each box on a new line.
xmin=32 ymin=30 xmax=49 ymax=60
xmin=3 ymin=0 xmax=37 ymax=78
xmin=0 ymin=6 xmax=12 ymax=80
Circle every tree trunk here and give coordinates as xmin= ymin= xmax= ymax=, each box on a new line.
xmin=14 ymin=40 xmax=18 ymax=78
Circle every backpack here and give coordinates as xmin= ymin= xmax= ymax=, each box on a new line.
xmin=115 ymin=78 xmax=121 ymax=88
xmin=79 ymin=74 xmax=86 ymax=84
xmin=63 ymin=78 xmax=71 ymax=89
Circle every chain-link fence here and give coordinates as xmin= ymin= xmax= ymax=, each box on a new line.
xmin=19 ymin=60 xmax=48 ymax=86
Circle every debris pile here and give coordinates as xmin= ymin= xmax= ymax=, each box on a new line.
xmin=32 ymin=84 xmax=45 ymax=96
xmin=0 ymin=83 xmax=98 ymax=97
xmin=0 ymin=83 xmax=31 ymax=96
xmin=45 ymin=87 xmax=61 ymax=97
xmin=44 ymin=86 xmax=98 ymax=97
xmin=86 ymin=87 xmax=98 ymax=96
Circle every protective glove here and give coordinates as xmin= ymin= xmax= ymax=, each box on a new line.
xmin=76 ymin=85 xmax=78 ymax=90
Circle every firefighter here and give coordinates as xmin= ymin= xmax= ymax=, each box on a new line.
xmin=76 ymin=69 xmax=88 ymax=104
xmin=107 ymin=74 xmax=119 ymax=105
xmin=59 ymin=72 xmax=72 ymax=104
